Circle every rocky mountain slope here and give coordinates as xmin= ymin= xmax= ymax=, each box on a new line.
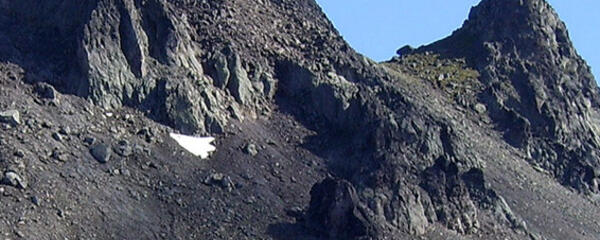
xmin=0 ymin=0 xmax=599 ymax=239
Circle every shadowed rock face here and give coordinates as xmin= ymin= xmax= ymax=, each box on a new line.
xmin=0 ymin=0 xmax=599 ymax=239
xmin=305 ymin=178 xmax=372 ymax=239
xmin=0 ymin=0 xmax=274 ymax=134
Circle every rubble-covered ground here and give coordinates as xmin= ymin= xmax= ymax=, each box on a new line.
xmin=1 ymin=0 xmax=600 ymax=239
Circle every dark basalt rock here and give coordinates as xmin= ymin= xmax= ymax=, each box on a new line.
xmin=420 ymin=157 xmax=480 ymax=234
xmin=90 ymin=143 xmax=111 ymax=164
xmin=305 ymin=178 xmax=373 ymax=239
xmin=34 ymin=82 xmax=58 ymax=100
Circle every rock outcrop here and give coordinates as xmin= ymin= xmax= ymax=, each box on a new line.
xmin=0 ymin=0 xmax=276 ymax=134
xmin=297 ymin=0 xmax=600 ymax=238
xmin=414 ymin=0 xmax=600 ymax=194
xmin=305 ymin=178 xmax=374 ymax=239
xmin=0 ymin=0 xmax=598 ymax=239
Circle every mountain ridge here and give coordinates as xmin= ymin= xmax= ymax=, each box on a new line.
xmin=0 ymin=0 xmax=599 ymax=239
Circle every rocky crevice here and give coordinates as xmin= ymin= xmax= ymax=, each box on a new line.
xmin=117 ymin=0 xmax=145 ymax=78
xmin=139 ymin=0 xmax=174 ymax=66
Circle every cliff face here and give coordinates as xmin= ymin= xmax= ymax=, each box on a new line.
xmin=417 ymin=0 xmax=600 ymax=194
xmin=0 ymin=0 xmax=353 ymax=135
xmin=0 ymin=0 xmax=599 ymax=239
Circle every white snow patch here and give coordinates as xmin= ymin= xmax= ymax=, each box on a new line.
xmin=169 ymin=133 xmax=216 ymax=159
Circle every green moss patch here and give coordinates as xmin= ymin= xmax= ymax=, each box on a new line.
xmin=384 ymin=53 xmax=482 ymax=100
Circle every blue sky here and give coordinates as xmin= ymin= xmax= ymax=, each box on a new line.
xmin=315 ymin=0 xmax=600 ymax=80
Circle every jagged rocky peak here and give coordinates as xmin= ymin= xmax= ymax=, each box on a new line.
xmin=398 ymin=0 xmax=600 ymax=194
xmin=465 ymin=0 xmax=573 ymax=51
xmin=298 ymin=0 xmax=600 ymax=238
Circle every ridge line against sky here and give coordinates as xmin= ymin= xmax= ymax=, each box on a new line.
xmin=315 ymin=0 xmax=600 ymax=81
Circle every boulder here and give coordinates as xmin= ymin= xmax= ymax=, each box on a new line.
xmin=260 ymin=72 xmax=277 ymax=99
xmin=90 ymin=143 xmax=112 ymax=164
xmin=0 ymin=110 xmax=20 ymax=125
xmin=34 ymin=82 xmax=57 ymax=99
xmin=305 ymin=178 xmax=372 ymax=239
xmin=204 ymin=173 xmax=234 ymax=192
xmin=473 ymin=103 xmax=487 ymax=114
xmin=114 ymin=140 xmax=133 ymax=157
xmin=1 ymin=171 xmax=27 ymax=189
xmin=243 ymin=143 xmax=258 ymax=156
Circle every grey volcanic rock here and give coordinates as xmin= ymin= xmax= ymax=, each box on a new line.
xmin=0 ymin=0 xmax=273 ymax=134
xmin=417 ymin=0 xmax=600 ymax=194
xmin=204 ymin=173 xmax=234 ymax=192
xmin=211 ymin=52 xmax=230 ymax=89
xmin=286 ymin=0 xmax=600 ymax=238
xmin=0 ymin=110 xmax=20 ymax=125
xmin=90 ymin=143 xmax=111 ymax=164
xmin=305 ymin=178 xmax=373 ymax=239
xmin=227 ymin=53 xmax=254 ymax=105
xmin=114 ymin=140 xmax=133 ymax=157
xmin=1 ymin=171 xmax=27 ymax=189
xmin=243 ymin=143 xmax=258 ymax=157
xmin=0 ymin=0 xmax=598 ymax=239
xmin=34 ymin=82 xmax=58 ymax=100
xmin=420 ymin=158 xmax=481 ymax=234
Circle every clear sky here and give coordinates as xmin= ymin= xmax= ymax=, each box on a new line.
xmin=315 ymin=0 xmax=600 ymax=81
